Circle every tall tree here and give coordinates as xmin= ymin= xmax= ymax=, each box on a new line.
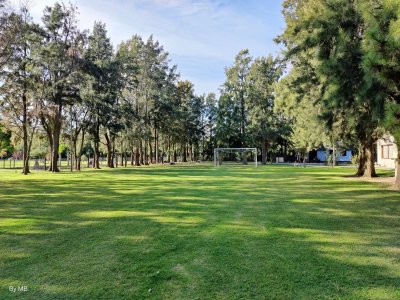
xmin=176 ymin=80 xmax=203 ymax=162
xmin=202 ymin=92 xmax=218 ymax=160
xmin=361 ymin=0 xmax=400 ymax=187
xmin=0 ymin=5 xmax=39 ymax=174
xmin=247 ymin=55 xmax=283 ymax=164
xmin=38 ymin=2 xmax=83 ymax=172
xmin=278 ymin=0 xmax=385 ymax=177
xmin=85 ymin=21 xmax=115 ymax=168
xmin=274 ymin=56 xmax=330 ymax=159
xmin=221 ymin=49 xmax=252 ymax=147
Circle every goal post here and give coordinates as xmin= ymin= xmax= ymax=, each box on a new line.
xmin=214 ymin=148 xmax=258 ymax=167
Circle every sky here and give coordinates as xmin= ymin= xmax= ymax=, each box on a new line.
xmin=11 ymin=0 xmax=285 ymax=95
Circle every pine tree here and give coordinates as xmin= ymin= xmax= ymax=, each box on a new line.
xmin=0 ymin=6 xmax=40 ymax=174
xmin=38 ymin=3 xmax=83 ymax=172
xmin=278 ymin=0 xmax=386 ymax=177
xmin=361 ymin=0 xmax=400 ymax=187
xmin=247 ymin=55 xmax=282 ymax=164
xmin=221 ymin=49 xmax=252 ymax=147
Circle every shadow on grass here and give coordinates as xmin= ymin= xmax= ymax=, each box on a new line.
xmin=0 ymin=165 xmax=399 ymax=299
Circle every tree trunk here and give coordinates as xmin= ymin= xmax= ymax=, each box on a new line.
xmin=149 ymin=139 xmax=153 ymax=164
xmin=356 ymin=145 xmax=366 ymax=176
xmin=394 ymin=149 xmax=400 ymax=190
xmin=363 ymin=138 xmax=377 ymax=178
xmin=51 ymin=105 xmax=62 ymax=173
xmin=77 ymin=129 xmax=85 ymax=171
xmin=242 ymin=151 xmax=248 ymax=165
xmin=155 ymin=128 xmax=158 ymax=164
xmin=332 ymin=143 xmax=336 ymax=167
xmin=26 ymin=126 xmax=36 ymax=173
xmin=41 ymin=114 xmax=53 ymax=171
xmin=73 ymin=135 xmax=78 ymax=171
xmin=284 ymin=141 xmax=288 ymax=161
xmin=22 ymin=94 xmax=29 ymax=175
xmin=140 ymin=140 xmax=144 ymax=165
xmin=113 ymin=136 xmax=117 ymax=168
xmin=161 ymin=134 xmax=164 ymax=164
xmin=105 ymin=132 xmax=113 ymax=168
xmin=135 ymin=147 xmax=141 ymax=166
xmin=174 ymin=145 xmax=177 ymax=162
xmin=261 ymin=139 xmax=267 ymax=165
xmin=240 ymin=91 xmax=246 ymax=146
xmin=167 ymin=135 xmax=171 ymax=163
xmin=120 ymin=141 xmax=124 ymax=167
xmin=93 ymin=121 xmax=101 ymax=169
xmin=183 ymin=143 xmax=187 ymax=162
xmin=144 ymin=139 xmax=149 ymax=165
xmin=131 ymin=148 xmax=134 ymax=166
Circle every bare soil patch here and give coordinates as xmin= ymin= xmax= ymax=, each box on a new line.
xmin=346 ymin=175 xmax=396 ymax=190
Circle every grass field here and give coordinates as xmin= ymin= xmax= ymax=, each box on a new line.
xmin=0 ymin=165 xmax=399 ymax=299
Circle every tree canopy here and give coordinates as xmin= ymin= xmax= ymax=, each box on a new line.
xmin=1 ymin=0 xmax=400 ymax=187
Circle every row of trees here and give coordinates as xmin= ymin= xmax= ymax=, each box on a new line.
xmin=1 ymin=0 xmax=400 ymax=189
xmin=0 ymin=2 xmax=208 ymax=174
xmin=213 ymin=0 xmax=400 ymax=188
xmin=215 ymin=50 xmax=291 ymax=164
xmin=0 ymin=1 xmax=295 ymax=174
xmin=274 ymin=0 xmax=400 ymax=187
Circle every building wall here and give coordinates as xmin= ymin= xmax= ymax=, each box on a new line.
xmin=338 ymin=150 xmax=352 ymax=162
xmin=316 ymin=150 xmax=352 ymax=162
xmin=376 ymin=137 xmax=398 ymax=169
xmin=317 ymin=151 xmax=326 ymax=162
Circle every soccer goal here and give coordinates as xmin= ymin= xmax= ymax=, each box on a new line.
xmin=214 ymin=148 xmax=258 ymax=167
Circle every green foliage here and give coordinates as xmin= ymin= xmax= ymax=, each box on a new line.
xmin=277 ymin=0 xmax=390 ymax=176
xmin=247 ymin=56 xmax=281 ymax=140
xmin=351 ymin=153 xmax=360 ymax=165
xmin=0 ymin=0 xmax=17 ymax=68
xmin=58 ymin=143 xmax=67 ymax=155
xmin=0 ymin=123 xmax=13 ymax=158
xmin=217 ymin=50 xmax=291 ymax=160
xmin=202 ymin=93 xmax=218 ymax=159
xmin=360 ymin=0 xmax=400 ymax=148
xmin=274 ymin=60 xmax=328 ymax=152
xmin=218 ymin=49 xmax=252 ymax=147
xmin=30 ymin=144 xmax=48 ymax=159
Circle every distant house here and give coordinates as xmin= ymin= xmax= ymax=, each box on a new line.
xmin=376 ymin=135 xmax=397 ymax=169
xmin=308 ymin=147 xmax=352 ymax=163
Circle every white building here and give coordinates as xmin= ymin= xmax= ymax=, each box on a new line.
xmin=376 ymin=135 xmax=397 ymax=169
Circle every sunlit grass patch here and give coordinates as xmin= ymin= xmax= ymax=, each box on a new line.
xmin=0 ymin=165 xmax=399 ymax=299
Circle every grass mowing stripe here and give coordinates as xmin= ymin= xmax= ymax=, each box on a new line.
xmin=0 ymin=165 xmax=399 ymax=299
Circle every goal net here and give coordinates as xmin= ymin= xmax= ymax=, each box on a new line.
xmin=214 ymin=148 xmax=258 ymax=167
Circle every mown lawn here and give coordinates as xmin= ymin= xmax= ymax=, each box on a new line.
xmin=0 ymin=165 xmax=399 ymax=299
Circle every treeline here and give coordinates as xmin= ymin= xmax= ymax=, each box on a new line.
xmin=273 ymin=0 xmax=400 ymax=187
xmin=1 ymin=0 xmax=400 ymax=188
xmin=213 ymin=50 xmax=291 ymax=164
xmin=213 ymin=0 xmax=400 ymax=187
xmin=0 ymin=1 xmax=209 ymax=174
xmin=0 ymin=1 xmax=294 ymax=174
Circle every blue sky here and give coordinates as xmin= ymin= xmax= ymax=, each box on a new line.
xmin=13 ymin=0 xmax=285 ymax=95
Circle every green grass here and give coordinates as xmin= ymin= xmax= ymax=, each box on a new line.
xmin=0 ymin=165 xmax=399 ymax=299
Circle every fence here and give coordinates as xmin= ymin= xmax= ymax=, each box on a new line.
xmin=0 ymin=157 xmax=109 ymax=170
